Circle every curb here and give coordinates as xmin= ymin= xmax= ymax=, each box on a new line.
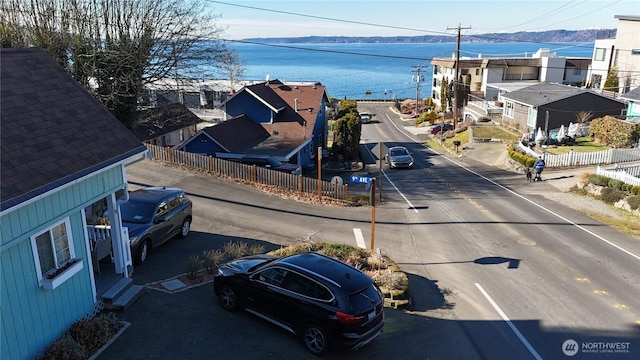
xmin=88 ymin=321 xmax=131 ymax=360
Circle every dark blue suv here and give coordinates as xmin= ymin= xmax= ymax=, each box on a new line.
xmin=213 ymin=252 xmax=384 ymax=355
xmin=119 ymin=187 xmax=192 ymax=264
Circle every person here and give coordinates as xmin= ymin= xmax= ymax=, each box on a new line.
xmin=533 ymin=156 xmax=545 ymax=181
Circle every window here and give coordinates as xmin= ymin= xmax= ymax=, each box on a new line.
xmin=31 ymin=219 xmax=75 ymax=279
xmin=632 ymin=49 xmax=640 ymax=55
xmin=476 ymin=69 xmax=481 ymax=76
xmin=594 ymin=48 xmax=606 ymax=61
xmin=257 ymin=268 xmax=287 ymax=287
xmin=573 ymin=68 xmax=581 ymax=75
xmin=179 ymin=129 xmax=185 ymax=142
xmin=504 ymin=101 xmax=515 ymax=118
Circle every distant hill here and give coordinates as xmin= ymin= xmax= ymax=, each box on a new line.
xmin=244 ymin=29 xmax=616 ymax=44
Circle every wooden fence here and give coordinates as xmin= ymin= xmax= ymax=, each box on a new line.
xmin=145 ymin=144 xmax=349 ymax=200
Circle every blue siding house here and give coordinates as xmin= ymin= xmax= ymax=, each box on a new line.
xmin=0 ymin=47 xmax=147 ymax=359
xmin=620 ymin=87 xmax=640 ymax=122
xmin=179 ymin=80 xmax=329 ymax=168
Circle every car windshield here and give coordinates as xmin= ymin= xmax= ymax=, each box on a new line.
xmin=390 ymin=148 xmax=408 ymax=157
xmin=120 ymin=200 xmax=157 ymax=224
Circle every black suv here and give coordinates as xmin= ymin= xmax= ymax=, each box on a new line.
xmin=119 ymin=187 xmax=192 ymax=264
xmin=213 ymin=252 xmax=384 ymax=355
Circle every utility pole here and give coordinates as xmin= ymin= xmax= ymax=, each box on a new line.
xmin=446 ymin=23 xmax=471 ymax=129
xmin=411 ymin=65 xmax=424 ymax=115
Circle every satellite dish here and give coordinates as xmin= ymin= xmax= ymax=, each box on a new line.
xmin=331 ymin=176 xmax=343 ymax=186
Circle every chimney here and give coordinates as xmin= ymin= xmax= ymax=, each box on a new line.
xmin=294 ymin=98 xmax=298 ymax=112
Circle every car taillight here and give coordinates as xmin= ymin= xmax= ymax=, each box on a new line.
xmin=336 ymin=311 xmax=366 ymax=326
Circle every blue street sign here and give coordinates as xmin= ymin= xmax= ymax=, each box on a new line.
xmin=350 ymin=176 xmax=371 ymax=184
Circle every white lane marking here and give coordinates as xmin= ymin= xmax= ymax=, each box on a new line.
xmin=383 ymin=111 xmax=640 ymax=262
xmin=353 ymin=228 xmax=367 ymax=249
xmin=475 ymin=283 xmax=543 ymax=360
xmin=382 ymin=170 xmax=419 ymax=213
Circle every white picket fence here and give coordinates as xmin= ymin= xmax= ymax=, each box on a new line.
xmin=597 ymin=164 xmax=640 ymax=186
xmin=516 ymin=143 xmax=640 ymax=168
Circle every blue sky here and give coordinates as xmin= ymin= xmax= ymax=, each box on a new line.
xmin=210 ymin=0 xmax=638 ymax=39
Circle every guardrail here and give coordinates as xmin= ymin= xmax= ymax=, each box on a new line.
xmin=145 ymin=144 xmax=348 ymax=200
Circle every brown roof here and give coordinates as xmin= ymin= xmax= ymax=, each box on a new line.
xmin=1 ymin=47 xmax=146 ymax=211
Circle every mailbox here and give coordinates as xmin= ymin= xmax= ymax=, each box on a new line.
xmin=453 ymin=140 xmax=461 ymax=147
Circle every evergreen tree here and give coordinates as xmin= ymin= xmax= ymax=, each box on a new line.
xmin=604 ymin=66 xmax=620 ymax=93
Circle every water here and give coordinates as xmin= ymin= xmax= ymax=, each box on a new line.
xmin=229 ymin=42 xmax=595 ymax=100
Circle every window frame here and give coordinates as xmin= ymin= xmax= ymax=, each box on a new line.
xmin=504 ymin=100 xmax=515 ymax=118
xmin=30 ymin=218 xmax=82 ymax=289
xmin=594 ymin=48 xmax=606 ymax=61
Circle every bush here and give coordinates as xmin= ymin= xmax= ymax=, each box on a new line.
xmin=588 ymin=174 xmax=611 ymax=186
xmin=600 ymin=187 xmax=626 ymax=204
xmin=222 ymin=241 xmax=248 ymax=260
xmin=632 ymin=186 xmax=640 ymax=196
xmin=183 ymin=255 xmax=201 ymax=280
xmin=41 ymin=313 xmax=124 ymax=360
xmin=608 ymin=179 xmax=624 ymax=190
xmin=627 ymin=196 xmax=640 ymax=210
xmin=201 ymin=249 xmax=224 ymax=273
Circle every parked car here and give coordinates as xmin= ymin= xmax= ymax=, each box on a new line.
xmin=213 ymin=252 xmax=385 ymax=355
xmin=119 ymin=187 xmax=192 ymax=264
xmin=234 ymin=156 xmax=301 ymax=175
xmin=429 ymin=123 xmax=454 ymax=135
xmin=385 ymin=146 xmax=414 ymax=169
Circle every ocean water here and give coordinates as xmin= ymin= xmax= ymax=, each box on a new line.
xmin=229 ymin=42 xmax=595 ymax=100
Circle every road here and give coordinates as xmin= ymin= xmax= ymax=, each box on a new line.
xmin=99 ymin=103 xmax=640 ymax=359
xmin=358 ymin=102 xmax=640 ymax=359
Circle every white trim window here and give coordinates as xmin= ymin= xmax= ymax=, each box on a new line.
xmin=31 ymin=219 xmax=76 ymax=281
xmin=504 ymin=100 xmax=515 ymax=118
xmin=527 ymin=108 xmax=538 ymax=128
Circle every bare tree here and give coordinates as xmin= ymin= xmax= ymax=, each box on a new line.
xmin=1 ymin=0 xmax=237 ymax=129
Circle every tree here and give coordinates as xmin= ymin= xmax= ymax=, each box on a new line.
xmin=603 ymin=66 xmax=620 ymax=93
xmin=440 ymin=77 xmax=449 ymax=111
xmin=1 ymin=0 xmax=238 ymax=129
xmin=332 ymin=100 xmax=361 ymax=161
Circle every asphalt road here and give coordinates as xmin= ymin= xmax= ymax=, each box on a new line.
xmin=99 ymin=103 xmax=640 ymax=359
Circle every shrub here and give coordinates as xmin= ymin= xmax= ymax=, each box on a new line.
xmin=632 ymin=186 xmax=640 ymax=196
xmin=627 ymin=196 xmax=640 ymax=210
xmin=608 ymin=179 xmax=624 ymax=190
xmin=600 ymin=187 xmax=626 ymax=204
xmin=222 ymin=241 xmax=248 ymax=260
xmin=183 ymin=255 xmax=201 ymax=280
xmin=41 ymin=313 xmax=124 ymax=360
xmin=201 ymin=249 xmax=224 ymax=273
xmin=588 ymin=174 xmax=611 ymax=186
xmin=247 ymin=243 xmax=266 ymax=256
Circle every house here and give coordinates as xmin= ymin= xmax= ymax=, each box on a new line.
xmin=0 ymin=47 xmax=147 ymax=359
xmin=431 ymin=48 xmax=592 ymax=113
xmin=499 ymin=82 xmax=626 ymax=131
xmin=619 ymin=86 xmax=640 ymax=122
xmin=586 ymin=15 xmax=640 ymax=94
xmin=180 ymin=80 xmax=329 ymax=168
xmin=133 ymin=103 xmax=203 ymax=146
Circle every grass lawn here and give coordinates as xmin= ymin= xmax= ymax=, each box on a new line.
xmin=543 ymin=137 xmax=610 ymax=154
xmin=471 ymin=126 xmax=519 ymax=140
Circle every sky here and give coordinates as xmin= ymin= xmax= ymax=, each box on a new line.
xmin=209 ymin=0 xmax=639 ymax=40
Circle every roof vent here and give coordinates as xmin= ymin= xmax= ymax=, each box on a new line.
xmin=272 ymin=130 xmax=278 ymax=135
xmin=294 ymin=98 xmax=298 ymax=112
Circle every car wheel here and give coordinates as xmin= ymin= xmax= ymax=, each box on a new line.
xmin=135 ymin=239 xmax=150 ymax=265
xmin=218 ymin=284 xmax=239 ymax=311
xmin=178 ymin=217 xmax=191 ymax=238
xmin=303 ymin=323 xmax=328 ymax=355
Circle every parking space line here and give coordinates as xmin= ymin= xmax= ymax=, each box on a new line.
xmin=475 ymin=283 xmax=542 ymax=360
xmin=353 ymin=228 xmax=367 ymax=249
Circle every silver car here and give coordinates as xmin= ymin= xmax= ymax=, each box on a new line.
xmin=385 ymin=146 xmax=414 ymax=169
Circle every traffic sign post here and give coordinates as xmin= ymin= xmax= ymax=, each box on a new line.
xmin=369 ymin=178 xmax=376 ymax=250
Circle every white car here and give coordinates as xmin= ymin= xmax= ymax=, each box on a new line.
xmin=359 ymin=112 xmax=372 ymax=123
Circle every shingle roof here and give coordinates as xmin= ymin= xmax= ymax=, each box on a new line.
xmin=620 ymin=86 xmax=640 ymax=101
xmin=133 ymin=103 xmax=203 ymax=142
xmin=500 ymin=82 xmax=584 ymax=106
xmin=1 ymin=47 xmax=147 ymax=212
xmin=201 ymin=115 xmax=269 ymax=152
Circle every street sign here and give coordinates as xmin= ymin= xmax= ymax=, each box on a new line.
xmin=350 ymin=175 xmax=371 ymax=184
